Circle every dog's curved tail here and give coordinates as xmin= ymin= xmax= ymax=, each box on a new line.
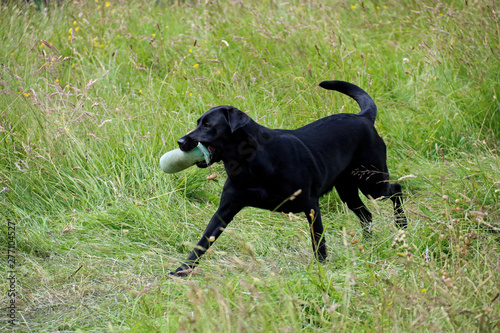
xmin=319 ymin=80 xmax=377 ymax=123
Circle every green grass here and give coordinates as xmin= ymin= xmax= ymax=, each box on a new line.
xmin=1 ymin=0 xmax=499 ymax=331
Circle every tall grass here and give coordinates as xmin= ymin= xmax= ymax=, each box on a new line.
xmin=0 ymin=0 xmax=499 ymax=331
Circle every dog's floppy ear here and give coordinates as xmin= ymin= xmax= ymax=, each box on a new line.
xmin=224 ymin=107 xmax=251 ymax=133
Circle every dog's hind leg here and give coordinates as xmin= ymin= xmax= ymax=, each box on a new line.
xmin=305 ymin=203 xmax=327 ymax=262
xmin=389 ymin=182 xmax=407 ymax=229
xmin=358 ymin=178 xmax=407 ymax=231
xmin=335 ymin=182 xmax=373 ymax=239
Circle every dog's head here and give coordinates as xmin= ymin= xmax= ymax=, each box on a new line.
xmin=177 ymin=106 xmax=251 ymax=167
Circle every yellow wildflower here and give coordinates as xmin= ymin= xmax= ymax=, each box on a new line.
xmin=105 ymin=1 xmax=110 ymax=7
xmin=193 ymin=63 xmax=199 ymax=68
xmin=351 ymin=5 xmax=356 ymax=9
xmin=24 ymin=92 xmax=30 ymax=97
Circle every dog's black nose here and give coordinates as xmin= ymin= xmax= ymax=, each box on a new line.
xmin=177 ymin=137 xmax=187 ymax=147
xmin=177 ymin=136 xmax=197 ymax=151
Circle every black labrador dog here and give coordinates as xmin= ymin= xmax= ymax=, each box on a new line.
xmin=172 ymin=80 xmax=407 ymax=276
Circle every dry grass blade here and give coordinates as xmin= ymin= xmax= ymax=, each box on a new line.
xmin=41 ymin=40 xmax=61 ymax=54
xmin=85 ymin=79 xmax=98 ymax=91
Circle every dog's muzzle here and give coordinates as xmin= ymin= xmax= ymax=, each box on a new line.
xmin=177 ymin=136 xmax=218 ymax=168
xmin=177 ymin=136 xmax=198 ymax=152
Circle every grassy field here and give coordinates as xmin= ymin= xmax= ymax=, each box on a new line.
xmin=1 ymin=0 xmax=499 ymax=331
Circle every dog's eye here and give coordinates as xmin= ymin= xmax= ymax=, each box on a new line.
xmin=203 ymin=122 xmax=211 ymax=128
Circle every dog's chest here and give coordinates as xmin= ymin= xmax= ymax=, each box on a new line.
xmin=229 ymin=177 xmax=308 ymax=213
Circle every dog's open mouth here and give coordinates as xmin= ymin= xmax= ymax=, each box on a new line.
xmin=195 ymin=143 xmax=216 ymax=168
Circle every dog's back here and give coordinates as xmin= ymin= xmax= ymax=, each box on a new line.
xmin=288 ymin=82 xmax=385 ymax=196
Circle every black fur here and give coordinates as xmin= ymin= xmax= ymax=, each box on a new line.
xmin=172 ymin=80 xmax=407 ymax=276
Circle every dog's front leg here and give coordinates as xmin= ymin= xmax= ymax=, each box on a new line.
xmin=305 ymin=204 xmax=327 ymax=263
xmin=171 ymin=196 xmax=243 ymax=277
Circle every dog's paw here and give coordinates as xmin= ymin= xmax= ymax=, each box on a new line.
xmin=169 ymin=267 xmax=195 ymax=277
xmin=362 ymin=229 xmax=373 ymax=240
xmin=317 ymin=252 xmax=328 ymax=263
xmin=396 ymin=217 xmax=408 ymax=229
